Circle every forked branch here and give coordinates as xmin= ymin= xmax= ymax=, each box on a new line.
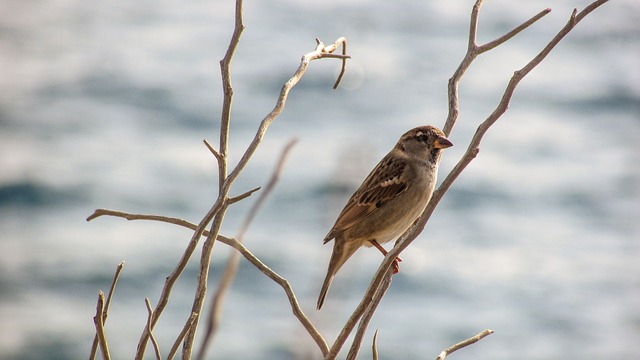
xmin=90 ymin=261 xmax=124 ymax=360
xmin=93 ymin=291 xmax=110 ymax=360
xmin=325 ymin=1 xmax=609 ymax=358
xmin=196 ymin=139 xmax=301 ymax=359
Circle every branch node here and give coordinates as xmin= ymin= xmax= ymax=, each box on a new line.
xmin=333 ymin=38 xmax=348 ymax=89
xmin=145 ymin=298 xmax=162 ymax=360
xmin=204 ymin=139 xmax=224 ymax=163
xmin=570 ymin=8 xmax=578 ymax=24
xmin=93 ymin=291 xmax=111 ymax=360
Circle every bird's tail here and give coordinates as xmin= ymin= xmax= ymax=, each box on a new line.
xmin=317 ymin=238 xmax=361 ymax=310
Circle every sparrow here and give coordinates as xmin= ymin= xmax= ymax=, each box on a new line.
xmin=317 ymin=125 xmax=453 ymax=310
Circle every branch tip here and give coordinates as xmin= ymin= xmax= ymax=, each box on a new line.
xmin=436 ymin=329 xmax=494 ymax=360
xmin=228 ymin=186 xmax=262 ymax=204
xmin=372 ymin=329 xmax=379 ymax=360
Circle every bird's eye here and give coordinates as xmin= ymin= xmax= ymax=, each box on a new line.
xmin=416 ymin=134 xmax=429 ymax=143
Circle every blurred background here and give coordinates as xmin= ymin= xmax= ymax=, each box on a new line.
xmin=1 ymin=0 xmax=638 ymax=359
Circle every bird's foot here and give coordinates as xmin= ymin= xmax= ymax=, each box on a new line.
xmin=369 ymin=239 xmax=402 ymax=274
xmin=392 ymin=257 xmax=401 ymax=274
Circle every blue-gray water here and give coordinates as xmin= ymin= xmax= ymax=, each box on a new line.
xmin=1 ymin=0 xmax=638 ymax=359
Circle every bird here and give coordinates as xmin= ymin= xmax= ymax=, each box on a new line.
xmin=317 ymin=125 xmax=453 ymax=310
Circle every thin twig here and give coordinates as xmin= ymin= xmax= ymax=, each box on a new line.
xmin=87 ymin=208 xmax=240 ymax=245
xmin=332 ymin=38 xmax=349 ymax=89
xmin=197 ymin=139 xmax=298 ymax=360
xmin=218 ymin=0 xmax=245 ymax=192
xmin=228 ymin=186 xmax=261 ymax=205
xmin=181 ymin=202 xmax=229 ymax=359
xmin=476 ymin=8 xmax=551 ymax=54
xmin=223 ymin=36 xmax=348 ymax=194
xmin=103 ymin=262 xmax=125 ymax=320
xmin=93 ymin=291 xmax=110 ymax=360
xmin=325 ymin=261 xmax=395 ymax=359
xmin=168 ymin=312 xmax=198 ymax=360
xmin=180 ymin=34 xmax=348 ymax=358
xmin=394 ymin=0 xmax=611 ymax=314
xmin=218 ymin=223 xmax=330 ymax=355
xmin=122 ymin=10 xmax=345 ymax=354
xmin=317 ymin=53 xmax=351 ymax=60
xmin=372 ymin=330 xmax=379 ymax=360
xmin=145 ymin=298 xmax=162 ymax=360
xmin=444 ymin=0 xmax=551 ymax=136
xmin=175 ymin=10 xmax=251 ymax=346
xmin=436 ymin=329 xmax=494 ymax=360
xmin=133 ymin=194 xmax=226 ymax=359
xmin=87 ymin=207 xmax=329 ymax=355
xmin=88 ymin=209 xmax=187 ymax=223
xmin=90 ymin=261 xmax=124 ymax=360
xmin=326 ymin=1 xmax=610 ymax=358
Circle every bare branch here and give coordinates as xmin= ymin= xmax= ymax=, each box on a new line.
xmin=103 ymin=261 xmax=125 ymax=319
xmin=197 ymin=139 xmax=298 ymax=360
xmin=325 ymin=264 xmax=394 ymax=359
xmin=88 ymin=30 xmax=348 ymax=360
xmin=87 ymin=206 xmax=328 ymax=354
xmin=111 ymin=9 xmax=346 ymax=355
xmin=396 ymin=0 xmax=611 ymax=303
xmin=476 ymin=8 xmax=551 ymax=54
xmin=436 ymin=329 xmax=494 ymax=360
xmin=439 ymin=0 xmax=611 ymax=208
xmin=93 ymin=291 xmax=110 ymax=360
xmin=444 ymin=0 xmax=551 ymax=136
xmin=372 ymin=330 xmax=379 ymax=360
xmin=181 ymin=203 xmax=229 ymax=359
xmin=328 ymin=1 xmax=610 ymax=358
xmin=134 ymin=195 xmax=226 ymax=360
xmin=180 ymin=34 xmax=349 ymax=358
xmin=466 ymin=0 xmax=482 ymax=51
xmin=228 ymin=186 xmax=261 ymax=205
xmin=87 ymin=209 xmax=205 ymax=230
xmin=223 ymin=37 xmax=348 ymax=193
xmin=86 ymin=0 xmax=610 ymax=357
xmin=225 ymin=228 xmax=330 ymax=355
xmin=87 ymin=208 xmax=242 ymax=245
xmin=145 ymin=298 xmax=162 ymax=360
xmin=168 ymin=312 xmax=198 ymax=360
xmin=90 ymin=261 xmax=124 ymax=360
xmin=332 ymin=37 xmax=349 ymax=89
xmin=346 ymin=269 xmax=393 ymax=360
xmin=218 ymin=0 xmax=245 ymax=191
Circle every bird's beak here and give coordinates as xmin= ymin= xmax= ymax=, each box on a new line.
xmin=434 ymin=136 xmax=453 ymax=149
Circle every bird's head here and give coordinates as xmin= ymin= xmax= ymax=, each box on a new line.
xmin=396 ymin=125 xmax=453 ymax=162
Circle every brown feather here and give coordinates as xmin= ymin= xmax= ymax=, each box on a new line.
xmin=317 ymin=125 xmax=453 ymax=309
xmin=324 ymin=156 xmax=410 ymax=242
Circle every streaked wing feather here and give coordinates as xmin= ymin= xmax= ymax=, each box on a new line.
xmin=324 ymin=155 xmax=409 ymax=242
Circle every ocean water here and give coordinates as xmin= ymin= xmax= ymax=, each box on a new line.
xmin=1 ymin=0 xmax=638 ymax=359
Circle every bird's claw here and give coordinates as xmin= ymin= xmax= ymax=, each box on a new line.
xmin=392 ymin=257 xmax=401 ymax=274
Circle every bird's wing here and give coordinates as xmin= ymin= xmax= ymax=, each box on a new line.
xmin=324 ymin=155 xmax=409 ymax=242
